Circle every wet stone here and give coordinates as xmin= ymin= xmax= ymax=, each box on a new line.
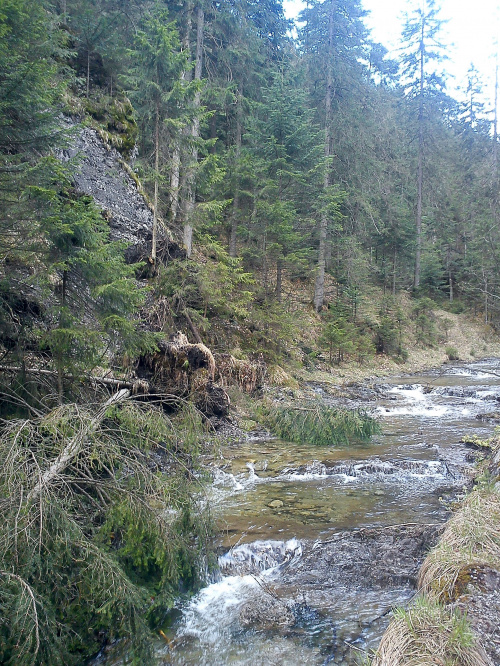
xmin=239 ymin=595 xmax=295 ymax=630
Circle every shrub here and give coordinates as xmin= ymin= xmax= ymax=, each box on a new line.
xmin=445 ymin=346 xmax=459 ymax=361
xmin=376 ymin=297 xmax=406 ymax=357
xmin=413 ymin=298 xmax=437 ymax=347
xmin=0 ymin=399 xmax=214 ymax=664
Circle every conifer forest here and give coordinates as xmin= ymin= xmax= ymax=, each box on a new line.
xmin=1 ymin=0 xmax=500 ymax=664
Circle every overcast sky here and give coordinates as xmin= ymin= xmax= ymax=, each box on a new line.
xmin=283 ymin=0 xmax=500 ymax=107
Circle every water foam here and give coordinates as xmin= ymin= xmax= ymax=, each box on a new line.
xmin=177 ymin=538 xmax=302 ymax=645
xmin=276 ymin=458 xmax=449 ymax=484
xmin=177 ymin=574 xmax=259 ymax=644
xmin=219 ymin=538 xmax=302 ymax=575
xmin=379 ymin=384 xmax=449 ymax=417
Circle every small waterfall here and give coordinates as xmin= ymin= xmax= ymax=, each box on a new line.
xmin=219 ymin=538 xmax=302 ymax=576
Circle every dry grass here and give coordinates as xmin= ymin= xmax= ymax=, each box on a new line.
xmin=294 ymin=288 xmax=500 ymax=386
xmin=371 ymin=596 xmax=493 ymax=666
xmin=418 ymin=488 xmax=500 ymax=602
xmin=371 ymin=447 xmax=500 ymax=666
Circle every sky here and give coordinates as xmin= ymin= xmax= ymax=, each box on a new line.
xmin=283 ymin=0 xmax=500 ymax=107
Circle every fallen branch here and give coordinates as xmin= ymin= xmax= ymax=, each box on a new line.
xmin=0 ymin=572 xmax=40 ymax=658
xmin=26 ymin=389 xmax=130 ymax=504
xmin=0 ymin=365 xmax=148 ymax=393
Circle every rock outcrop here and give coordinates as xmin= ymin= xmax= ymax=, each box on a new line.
xmin=61 ymin=124 xmax=153 ymax=248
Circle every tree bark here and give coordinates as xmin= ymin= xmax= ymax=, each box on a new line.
xmin=0 ymin=366 xmax=146 ymax=391
xmin=86 ymin=47 xmax=90 ymax=98
xmin=392 ymin=246 xmax=397 ymax=296
xmin=276 ymin=259 xmax=282 ymax=302
xmin=152 ymin=99 xmax=159 ymax=264
xmin=494 ymin=56 xmax=498 ymax=173
xmin=229 ymin=88 xmax=243 ymax=258
xmin=314 ymin=0 xmax=335 ymax=312
xmin=485 ymin=273 xmax=488 ymax=324
xmin=447 ymin=247 xmax=453 ymax=302
xmin=183 ymin=307 xmax=203 ymax=344
xmin=170 ymin=4 xmax=193 ymax=226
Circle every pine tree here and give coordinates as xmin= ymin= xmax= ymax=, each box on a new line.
xmin=299 ymin=0 xmax=368 ymax=311
xmin=247 ymin=64 xmax=323 ymax=300
xmin=125 ymin=3 xmax=188 ymax=264
xmin=398 ymin=0 xmax=448 ymax=290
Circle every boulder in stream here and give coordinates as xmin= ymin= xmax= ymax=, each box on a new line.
xmin=239 ymin=595 xmax=295 ymax=630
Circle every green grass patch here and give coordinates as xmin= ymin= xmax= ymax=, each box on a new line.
xmin=257 ymin=400 xmax=379 ymax=446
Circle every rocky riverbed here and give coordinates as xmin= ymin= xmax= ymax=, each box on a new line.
xmin=92 ymin=359 xmax=500 ymax=665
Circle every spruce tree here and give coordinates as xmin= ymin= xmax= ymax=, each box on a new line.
xmin=398 ymin=0 xmax=448 ymax=290
xmin=125 ymin=3 xmax=188 ymax=264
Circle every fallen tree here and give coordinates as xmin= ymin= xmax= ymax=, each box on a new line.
xmin=0 ymin=394 xmax=214 ymax=664
xmin=0 ymin=331 xmax=231 ymax=417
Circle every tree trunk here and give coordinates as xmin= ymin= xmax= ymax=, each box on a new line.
xmin=57 ymin=270 xmax=68 ymax=404
xmin=152 ymin=100 xmax=159 ymax=264
xmin=86 ymin=47 xmax=90 ymax=98
xmin=276 ymin=259 xmax=282 ymax=302
xmin=182 ymin=4 xmax=204 ymax=258
xmin=485 ymin=274 xmax=488 ymax=324
xmin=414 ymin=17 xmax=425 ymax=290
xmin=170 ymin=4 xmax=193 ymax=226
xmin=170 ymin=145 xmax=181 ymax=225
xmin=27 ymin=389 xmax=130 ymax=504
xmin=494 ymin=56 xmax=498 ymax=173
xmin=314 ymin=0 xmax=335 ymax=313
xmin=262 ymin=232 xmax=268 ymax=297
xmin=229 ymin=88 xmax=243 ymax=258
xmin=392 ymin=246 xmax=397 ymax=296
xmin=0 ymin=366 xmax=149 ymax=394
xmin=447 ymin=247 xmax=453 ymax=302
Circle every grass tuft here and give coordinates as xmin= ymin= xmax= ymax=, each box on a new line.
xmin=418 ymin=488 xmax=500 ymax=602
xmin=371 ymin=596 xmax=491 ymax=666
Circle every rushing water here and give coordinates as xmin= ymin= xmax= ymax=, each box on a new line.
xmin=97 ymin=358 xmax=500 ymax=665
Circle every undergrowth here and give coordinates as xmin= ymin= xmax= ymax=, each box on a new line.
xmin=0 ymin=397 xmax=214 ymax=665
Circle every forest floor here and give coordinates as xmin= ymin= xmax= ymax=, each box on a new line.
xmin=294 ymin=307 xmax=500 ymax=388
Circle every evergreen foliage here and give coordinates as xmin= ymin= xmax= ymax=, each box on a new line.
xmin=0 ymin=398 xmax=213 ymax=664
xmin=2 ymin=0 xmax=500 ymax=659
xmin=12 ymin=0 xmax=498 ymax=330
xmin=258 ymin=400 xmax=379 ymax=446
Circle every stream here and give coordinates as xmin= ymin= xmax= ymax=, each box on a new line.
xmin=99 ymin=358 xmax=500 ymax=665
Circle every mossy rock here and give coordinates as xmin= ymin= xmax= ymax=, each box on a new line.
xmin=83 ymin=93 xmax=138 ymax=159
xmin=239 ymin=418 xmax=259 ymax=432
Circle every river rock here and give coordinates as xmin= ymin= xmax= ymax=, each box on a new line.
xmin=239 ymin=594 xmax=295 ymax=630
xmin=476 ymin=411 xmax=500 ymax=422
xmin=453 ymin=567 xmax=500 ymax=666
xmin=280 ymin=524 xmax=444 ymax=591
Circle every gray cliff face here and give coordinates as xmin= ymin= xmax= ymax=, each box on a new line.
xmin=61 ymin=125 xmax=153 ymax=248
